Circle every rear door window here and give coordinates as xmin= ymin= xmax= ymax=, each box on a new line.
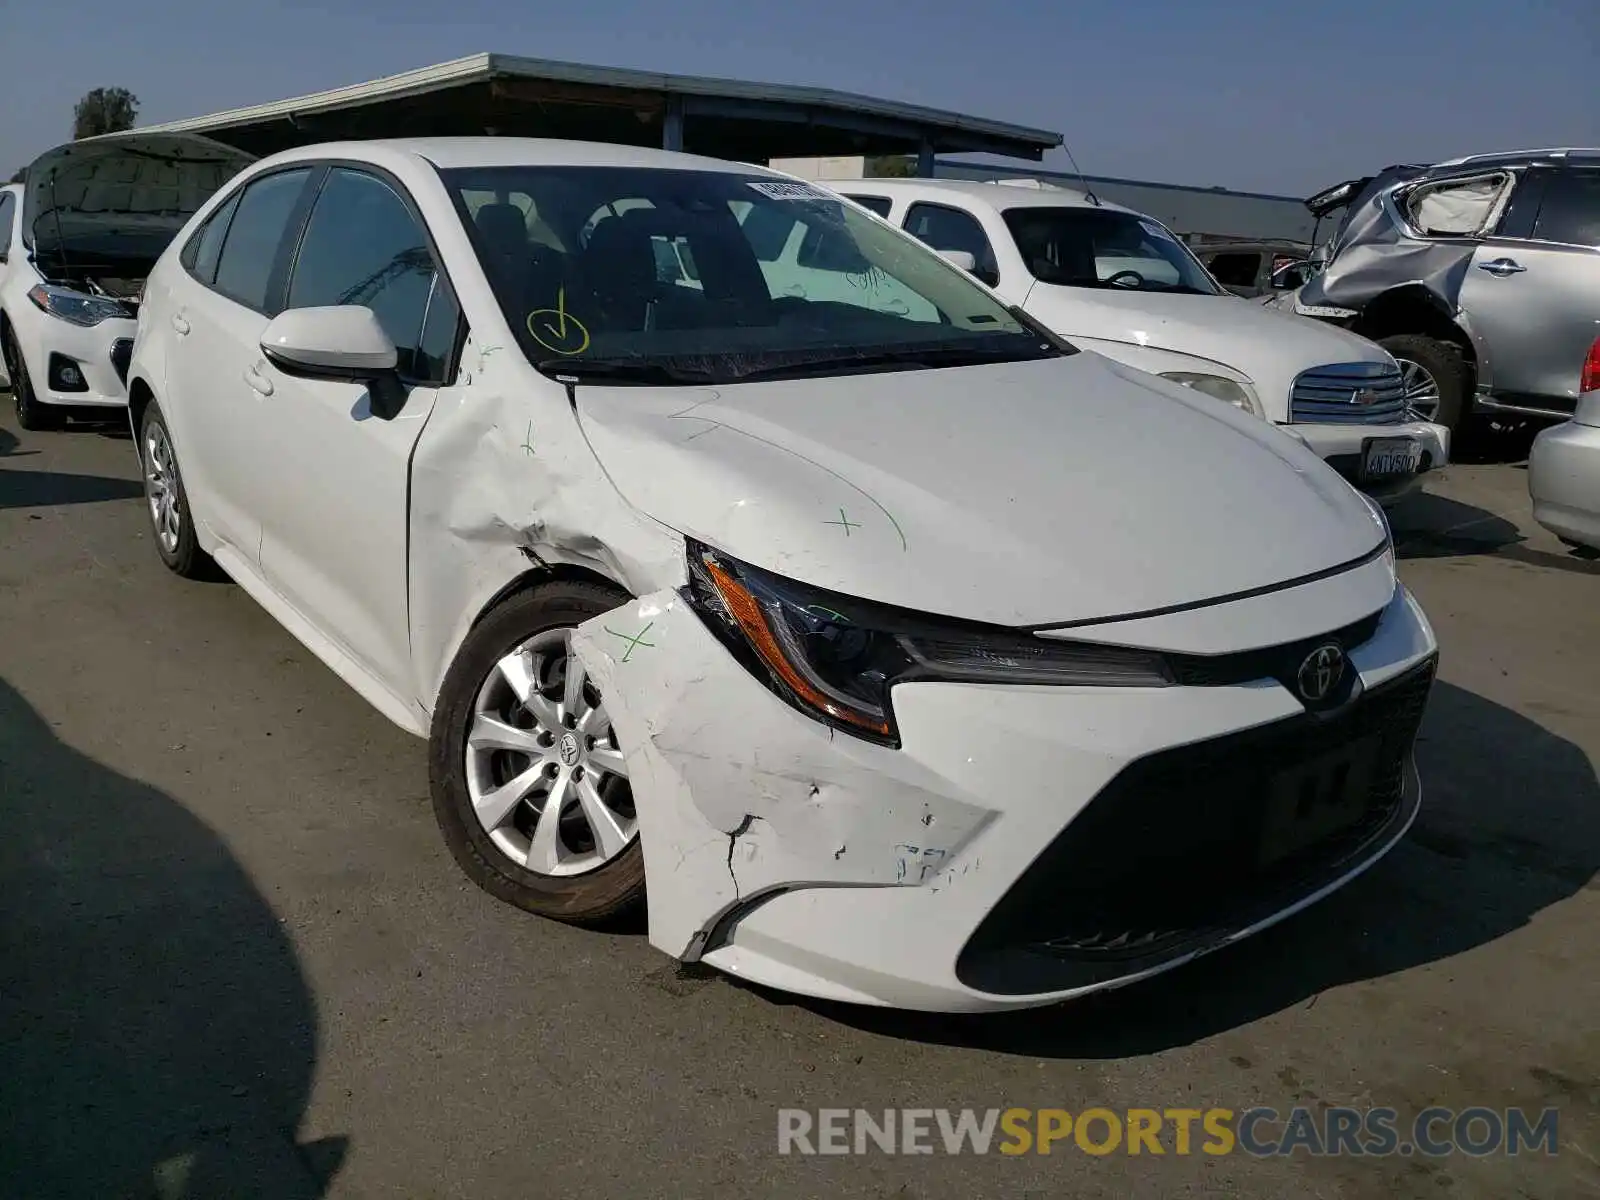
xmin=212 ymin=169 xmax=314 ymax=312
xmin=1531 ymin=169 xmax=1600 ymax=247
xmin=843 ymin=194 xmax=893 ymax=218
xmin=1205 ymin=251 xmax=1262 ymax=289
xmin=902 ymin=202 xmax=1001 ymax=286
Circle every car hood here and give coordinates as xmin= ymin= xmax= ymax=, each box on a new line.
xmin=573 ymin=353 xmax=1385 ymax=627
xmin=1022 ymin=284 xmax=1390 ymax=416
xmin=22 ymin=132 xmax=255 ymax=251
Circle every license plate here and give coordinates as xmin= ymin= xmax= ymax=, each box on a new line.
xmin=1259 ymin=737 xmax=1380 ymax=866
xmin=1363 ymin=436 xmax=1421 ymax=480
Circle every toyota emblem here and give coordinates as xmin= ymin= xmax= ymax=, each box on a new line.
xmin=558 ymin=732 xmax=581 ymax=766
xmin=1296 ymin=643 xmax=1346 ymax=704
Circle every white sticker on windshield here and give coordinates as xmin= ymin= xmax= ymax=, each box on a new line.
xmin=747 ymin=180 xmax=829 ymax=201
xmin=1139 ymin=218 xmax=1177 ymax=242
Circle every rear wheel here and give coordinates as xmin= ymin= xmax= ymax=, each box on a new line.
xmin=139 ymin=401 xmax=213 ymax=578
xmin=1379 ymin=333 xmax=1467 ymax=431
xmin=3 ymin=329 xmax=63 ymax=431
xmin=429 ymin=581 xmax=645 ymax=925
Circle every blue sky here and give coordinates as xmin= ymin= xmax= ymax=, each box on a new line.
xmin=4 ymin=0 xmax=1595 ymax=194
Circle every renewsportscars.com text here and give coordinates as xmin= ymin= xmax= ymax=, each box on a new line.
xmin=777 ymin=1106 xmax=1560 ymax=1158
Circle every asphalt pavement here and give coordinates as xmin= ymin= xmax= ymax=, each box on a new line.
xmin=1 ymin=407 xmax=1596 ymax=1199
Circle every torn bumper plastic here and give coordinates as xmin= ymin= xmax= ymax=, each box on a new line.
xmin=572 ymin=579 xmax=1438 ymax=1012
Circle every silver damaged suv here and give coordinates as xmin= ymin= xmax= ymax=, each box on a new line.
xmin=1278 ymin=148 xmax=1600 ymax=435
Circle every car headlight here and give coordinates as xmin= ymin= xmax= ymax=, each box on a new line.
xmin=1159 ymin=371 xmax=1265 ymax=418
xmin=685 ymin=542 xmax=1174 ymax=745
xmin=27 ymin=284 xmax=132 ymax=327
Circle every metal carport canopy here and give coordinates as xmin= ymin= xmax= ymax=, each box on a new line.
xmin=131 ymin=53 xmax=1063 ymax=168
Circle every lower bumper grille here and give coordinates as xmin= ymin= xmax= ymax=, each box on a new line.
xmin=957 ymin=656 xmax=1437 ymax=995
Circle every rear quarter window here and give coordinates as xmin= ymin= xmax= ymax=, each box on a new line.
xmin=180 ymin=191 xmax=242 ymax=284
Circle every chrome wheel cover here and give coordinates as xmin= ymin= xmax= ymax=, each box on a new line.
xmin=1396 ymin=358 xmax=1442 ymax=421
xmin=143 ymin=423 xmax=181 ymax=554
xmin=465 ymin=628 xmax=637 ymax=876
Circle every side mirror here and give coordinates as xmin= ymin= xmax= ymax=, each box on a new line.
xmin=936 ymin=249 xmax=977 ymax=272
xmin=260 ymin=306 xmax=407 ymax=419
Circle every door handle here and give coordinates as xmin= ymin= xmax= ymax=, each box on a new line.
xmin=1476 ymin=258 xmax=1526 ymax=277
xmin=243 ymin=362 xmax=274 ymax=396
xmin=170 ymin=313 xmax=190 ymax=335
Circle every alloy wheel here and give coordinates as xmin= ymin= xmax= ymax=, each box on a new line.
xmin=464 ymin=628 xmax=636 ymax=876
xmin=143 ymin=423 xmax=182 ymax=554
xmin=1395 ymin=357 xmax=1442 ymax=421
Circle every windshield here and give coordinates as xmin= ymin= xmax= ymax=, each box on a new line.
xmin=1001 ymin=206 xmax=1220 ymax=295
xmin=441 ymin=167 xmax=1064 ymax=384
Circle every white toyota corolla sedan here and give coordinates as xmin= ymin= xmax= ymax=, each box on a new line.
xmin=126 ymin=138 xmax=1439 ymax=1012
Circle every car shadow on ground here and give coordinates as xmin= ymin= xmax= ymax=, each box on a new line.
xmin=0 ymin=676 xmax=346 ymax=1197
xmin=788 ymin=681 xmax=1597 ymax=1057
xmin=1389 ymin=490 xmax=1600 ymax=575
xmin=0 ymin=465 xmax=144 ymax=510
xmin=1451 ymin=424 xmax=1539 ymax=466
xmin=0 ymin=426 xmax=38 ymax=458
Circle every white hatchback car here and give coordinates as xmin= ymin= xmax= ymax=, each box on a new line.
xmin=821 ymin=178 xmax=1450 ymax=503
xmin=127 ymin=138 xmax=1439 ymax=1012
xmin=0 ymin=134 xmax=252 ymax=429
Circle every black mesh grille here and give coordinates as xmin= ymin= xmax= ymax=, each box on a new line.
xmin=957 ymin=656 xmax=1436 ymax=995
xmin=1168 ymin=609 xmax=1382 ymax=689
xmin=109 ymin=339 xmax=133 ymax=384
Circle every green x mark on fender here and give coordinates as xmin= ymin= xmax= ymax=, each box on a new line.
xmin=604 ymin=622 xmax=656 ymax=662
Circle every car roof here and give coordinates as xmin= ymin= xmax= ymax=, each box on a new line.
xmin=1430 ymin=146 xmax=1600 ymax=171
xmin=817 ymin=176 xmax=1145 ymax=217
xmin=252 ymin=136 xmax=773 ymax=176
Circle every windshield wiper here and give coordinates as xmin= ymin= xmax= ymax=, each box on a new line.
xmin=724 ymin=342 xmax=1057 ymax=383
xmin=533 ymin=357 xmax=718 ymax=385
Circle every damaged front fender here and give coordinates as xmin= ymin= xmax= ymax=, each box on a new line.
xmin=406 ymin=332 xmax=685 ymax=709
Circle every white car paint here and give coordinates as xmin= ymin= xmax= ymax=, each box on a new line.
xmin=1529 ymin=384 xmax=1600 ymax=550
xmin=821 ymin=177 xmax=1451 ymax=502
xmin=128 ymin=138 xmax=1440 ymax=1011
xmin=0 ymin=135 xmax=253 ymax=422
xmin=0 ymin=180 xmax=140 ymax=410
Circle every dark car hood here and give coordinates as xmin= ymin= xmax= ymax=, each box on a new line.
xmin=23 ymin=132 xmax=255 ymax=253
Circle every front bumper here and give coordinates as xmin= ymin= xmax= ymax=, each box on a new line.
xmin=1529 ymin=418 xmax=1600 ymax=550
xmin=573 ymin=573 xmax=1439 ymax=1012
xmin=1284 ymin=419 xmax=1450 ymax=504
xmin=9 ymin=302 xmax=136 ymax=408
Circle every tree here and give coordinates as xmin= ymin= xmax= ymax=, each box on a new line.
xmin=866 ymin=155 xmax=918 ymax=179
xmin=72 ymin=87 xmax=139 ymax=140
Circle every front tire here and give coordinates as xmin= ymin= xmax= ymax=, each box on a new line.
xmin=1379 ymin=333 xmax=1467 ymax=431
xmin=429 ymin=581 xmax=645 ymax=926
xmin=4 ymin=329 xmax=63 ymax=431
xmin=139 ymin=401 xmax=213 ymax=578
